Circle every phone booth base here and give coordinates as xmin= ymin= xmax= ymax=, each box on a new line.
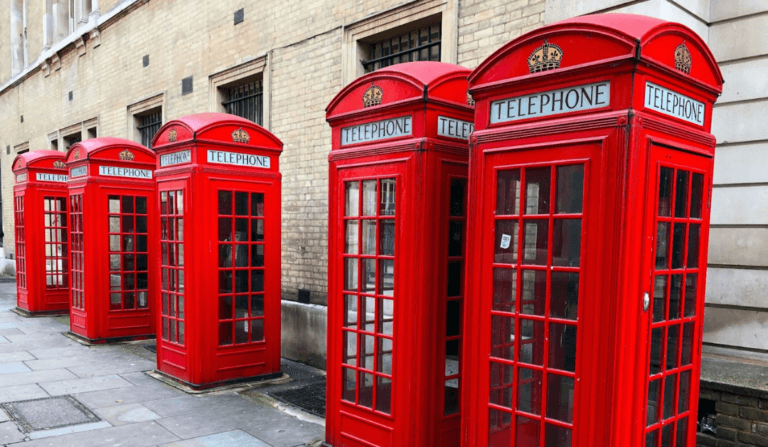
xmin=462 ymin=14 xmax=723 ymax=447
xmin=325 ymin=62 xmax=474 ymax=447
xmin=12 ymin=151 xmax=71 ymax=317
xmin=65 ymin=138 xmax=158 ymax=344
xmin=151 ymin=113 xmax=283 ymax=389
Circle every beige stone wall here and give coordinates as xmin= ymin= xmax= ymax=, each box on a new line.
xmin=0 ymin=1 xmax=11 ymax=84
xmin=26 ymin=0 xmax=44 ymax=67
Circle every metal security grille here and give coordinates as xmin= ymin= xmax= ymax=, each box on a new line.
xmin=43 ymin=197 xmax=68 ymax=289
xmin=217 ymin=190 xmax=266 ymax=346
xmin=107 ymin=195 xmax=150 ymax=311
xmin=222 ymin=80 xmax=263 ymax=125
xmin=138 ymin=111 xmax=162 ymax=148
xmin=14 ymin=196 xmax=26 ymax=291
xmin=70 ymin=194 xmax=84 ymax=309
xmin=363 ymin=23 xmax=441 ymax=73
xmin=161 ymin=190 xmax=185 ymax=345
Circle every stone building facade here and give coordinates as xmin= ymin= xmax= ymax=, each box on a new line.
xmin=1 ymin=0 xmax=767 ymax=372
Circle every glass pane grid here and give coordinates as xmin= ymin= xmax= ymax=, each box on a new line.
xmin=43 ymin=197 xmax=68 ymax=289
xmin=161 ymin=190 xmax=186 ymax=346
xmin=489 ymin=164 xmax=585 ymax=445
xmin=217 ymin=190 xmax=266 ymax=347
xmin=341 ymin=178 xmax=395 ymax=416
xmin=222 ymin=79 xmax=264 ymax=125
xmin=645 ymin=166 xmax=706 ymax=446
xmin=363 ymin=23 xmax=441 ymax=73
xmin=107 ymin=196 xmax=149 ymax=312
xmin=69 ymin=195 xmax=85 ymax=309
xmin=14 ymin=196 xmax=27 ymax=291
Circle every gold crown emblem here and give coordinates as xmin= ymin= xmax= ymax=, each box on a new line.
xmin=168 ymin=128 xmax=177 ymax=142
xmin=467 ymin=92 xmax=475 ymax=106
xmin=527 ymin=40 xmax=563 ymax=73
xmin=73 ymin=150 xmax=81 ymax=160
xmin=674 ymin=42 xmax=692 ymax=74
xmin=53 ymin=160 xmax=66 ymax=169
xmin=119 ymin=149 xmax=135 ymax=161
xmin=15 ymin=160 xmax=24 ymax=169
xmin=232 ymin=128 xmax=250 ymax=144
xmin=363 ymin=83 xmax=383 ymax=108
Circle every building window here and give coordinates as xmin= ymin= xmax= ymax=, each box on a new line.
xmin=222 ymin=79 xmax=263 ymax=125
xmin=137 ymin=110 xmax=162 ymax=148
xmin=363 ymin=22 xmax=441 ymax=73
xmin=63 ymin=133 xmax=81 ymax=151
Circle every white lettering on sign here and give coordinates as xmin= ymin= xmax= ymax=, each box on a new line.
xmin=160 ymin=150 xmax=192 ymax=167
xmin=36 ymin=173 xmax=68 ymax=182
xmin=15 ymin=174 xmax=27 ymax=183
xmin=490 ymin=81 xmax=611 ymax=124
xmin=70 ymin=166 xmax=87 ymax=178
xmin=438 ymin=116 xmax=474 ymax=140
xmin=341 ymin=116 xmax=412 ymax=146
xmin=207 ymin=150 xmax=270 ymax=169
xmin=644 ymin=82 xmax=705 ymax=126
xmin=98 ymin=165 xmax=153 ymax=179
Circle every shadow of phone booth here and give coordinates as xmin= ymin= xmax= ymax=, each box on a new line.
xmin=462 ymin=14 xmax=723 ymax=447
xmin=12 ymin=150 xmax=70 ymax=316
xmin=65 ymin=138 xmax=158 ymax=343
xmin=325 ymin=62 xmax=474 ymax=447
xmin=150 ymin=113 xmax=283 ymax=389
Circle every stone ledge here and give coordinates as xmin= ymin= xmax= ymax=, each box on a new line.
xmin=701 ymin=355 xmax=768 ymax=400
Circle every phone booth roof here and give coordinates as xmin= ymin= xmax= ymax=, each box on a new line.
xmin=152 ymin=112 xmax=282 ymax=152
xmin=469 ymin=13 xmax=723 ymax=97
xmin=13 ymin=150 xmax=67 ymax=174
xmin=326 ymin=61 xmax=472 ymax=123
xmin=65 ymin=138 xmax=156 ymax=166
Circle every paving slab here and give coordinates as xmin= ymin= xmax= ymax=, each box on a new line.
xmin=94 ymin=403 xmax=161 ymax=426
xmin=0 ymin=368 xmax=77 ymax=388
xmin=0 ymin=420 xmax=25 ymax=444
xmin=0 ymin=351 xmax=35 ymax=363
xmin=239 ymin=413 xmax=324 ymax=447
xmin=68 ymin=359 xmax=156 ymax=378
xmin=0 ymin=384 xmax=50 ymax=403
xmin=75 ymin=383 xmax=184 ymax=410
xmin=142 ymin=394 xmax=255 ymax=418
xmin=158 ymin=429 xmax=272 ymax=447
xmin=39 ymin=374 xmax=134 ymax=396
xmin=17 ymin=421 xmax=180 ymax=447
xmin=0 ymin=362 xmax=31 ymax=374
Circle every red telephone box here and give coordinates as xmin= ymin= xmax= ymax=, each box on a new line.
xmin=12 ymin=150 xmax=70 ymax=316
xmin=150 ymin=113 xmax=282 ymax=389
xmin=65 ymin=138 xmax=158 ymax=343
xmin=325 ymin=62 xmax=474 ymax=447
xmin=462 ymin=14 xmax=723 ymax=447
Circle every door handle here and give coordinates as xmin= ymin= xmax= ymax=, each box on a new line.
xmin=643 ymin=292 xmax=650 ymax=312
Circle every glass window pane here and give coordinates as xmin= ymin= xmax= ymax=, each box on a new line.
xmin=517 ymin=371 xmax=543 ymax=415
xmin=235 ymin=218 xmax=248 ymax=242
xmin=235 ymin=192 xmax=249 ymax=216
xmin=690 ymin=173 xmax=704 ymax=219
xmin=110 ymin=254 xmax=121 ymax=271
xmin=497 ymin=170 xmax=521 ymax=215
xmin=669 ymin=275 xmax=682 ymax=320
xmin=650 ymin=328 xmax=663 ymax=375
xmin=662 ymin=424 xmax=673 ymax=446
xmin=450 ymin=179 xmax=466 ymax=217
xmin=675 ymin=171 xmax=689 ymax=218
xmin=446 ymin=300 xmax=460 ymax=337
xmin=361 ymin=297 xmax=375 ymax=332
xmin=448 ymin=221 xmax=463 ymax=257
xmin=646 ymin=430 xmax=658 ymax=447
xmin=546 ymin=375 xmax=574 ymax=423
xmin=109 ymin=197 xmax=120 ymax=213
xmin=250 ymin=295 xmax=263 ymax=317
xmin=109 ymin=235 xmax=120 ymax=252
xmin=362 ymin=221 xmax=376 ymax=255
xmin=218 ymin=218 xmax=232 ymax=241
xmin=251 ymin=244 xmax=264 ymax=267
xmin=342 ymin=368 xmax=356 ymax=403
xmin=681 ymin=322 xmax=694 ymax=366
xmin=235 ymin=296 xmax=249 ymax=319
xmin=342 ymin=331 xmax=357 ymax=366
xmin=345 ymin=221 xmax=359 ymax=254
xmin=679 ymin=370 xmax=691 ymax=414
xmin=376 ymin=376 xmax=391 ymax=414
xmin=250 ymin=193 xmax=263 ymax=216
xmin=492 ymin=268 xmax=516 ymax=313
xmin=122 ymin=196 xmax=134 ymax=213
xmin=345 ymin=182 xmax=359 ymax=217
xmin=495 ymin=220 xmax=518 ymax=264
xmin=523 ymin=220 xmax=548 ymax=265
xmin=656 ymin=222 xmax=670 ymax=270
xmin=378 ymin=259 xmax=394 ymax=296
xmin=551 ymin=272 xmax=578 ymax=320
xmin=235 ymin=271 xmax=249 ymax=293
xmin=380 ymin=179 xmax=396 ymax=216
xmin=377 ymin=298 xmax=393 ymax=336
xmin=663 ymin=373 xmax=677 ymax=420
xmin=489 ymin=409 xmax=512 ymax=445
xmin=219 ymin=245 xmax=233 ymax=268
xmin=519 ymin=319 xmax=544 ymax=366
xmin=250 ymin=219 xmax=264 ymax=241
xmin=545 ymin=424 xmax=572 ymax=447
xmin=687 ymin=224 xmax=700 ymax=269
xmin=178 ymin=322 xmax=185 ymax=345
xmin=658 ymin=167 xmax=673 ymax=217
xmin=362 ymin=259 xmax=376 ymax=294
xmin=653 ymin=276 xmax=667 ymax=323
xmin=525 ymin=168 xmax=550 ymax=215
xmin=235 ymin=320 xmax=249 ymax=344
xmin=251 ymin=319 xmax=264 ymax=342
xmin=553 ymin=219 xmax=581 ymax=267
xmin=219 ymin=271 xmax=232 ymax=294
xmin=359 ymin=372 xmax=374 ymax=408
xmin=235 ymin=244 xmax=248 ymax=267
xmin=491 ymin=315 xmax=514 ymax=360
xmin=676 ymin=417 xmax=689 ymax=447
xmin=344 ymin=258 xmax=358 ymax=291
xmin=489 ymin=362 xmax=514 ymax=409
xmin=671 ymin=224 xmax=686 ymax=269
xmin=218 ymin=191 xmax=233 ymax=215
xmin=380 ymin=220 xmax=395 ymax=256
xmin=549 ymin=323 xmax=577 ymax=372
xmin=444 ymin=378 xmax=460 ymax=416
xmin=136 ymin=196 xmax=147 ymax=214
xmin=647 ymin=378 xmax=661 ymax=426
xmin=109 ymin=216 xmax=120 ymax=233
xmin=362 ymin=180 xmax=377 ymax=216
xmin=250 ymin=270 xmax=264 ymax=292
xmin=379 ymin=337 xmax=393 ymax=375
xmin=667 ymin=325 xmax=680 ymax=370
xmin=556 ymin=164 xmax=584 ymax=214
xmin=521 ymin=270 xmax=546 ymax=316
xmin=160 ymin=192 xmax=168 ymax=215
xmin=136 ymin=216 xmax=147 ymax=233
xmin=218 ymin=322 xmax=233 ymax=345
xmin=110 ymin=293 xmax=121 ymax=310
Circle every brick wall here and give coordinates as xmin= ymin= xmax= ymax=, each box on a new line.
xmin=698 ymin=386 xmax=768 ymax=447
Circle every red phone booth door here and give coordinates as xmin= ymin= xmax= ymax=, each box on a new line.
xmin=642 ymin=146 xmax=711 ymax=447
xmin=481 ymin=143 xmax=600 ymax=447
xmin=334 ymin=165 xmax=402 ymax=446
xmin=14 ymin=195 xmax=27 ymax=293
xmin=107 ymin=195 xmax=151 ymax=313
xmin=159 ymin=185 xmax=186 ymax=347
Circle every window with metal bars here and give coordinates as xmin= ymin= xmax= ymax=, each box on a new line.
xmin=137 ymin=111 xmax=162 ymax=148
xmin=362 ymin=22 xmax=441 ymax=73
xmin=222 ymin=80 xmax=263 ymax=125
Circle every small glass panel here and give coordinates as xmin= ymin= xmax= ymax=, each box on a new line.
xmin=362 ymin=180 xmax=377 ymax=216
xmin=653 ymin=276 xmax=667 ymax=323
xmin=358 ymin=372 xmax=374 ymax=408
xmin=218 ymin=191 xmax=233 ymax=215
xmin=669 ymin=275 xmax=682 ymax=320
xmin=675 ymin=171 xmax=689 ymax=218
xmin=492 ymin=268 xmax=516 ymax=313
xmin=690 ymin=173 xmax=704 ymax=219
xmin=345 ymin=182 xmax=359 ymax=217
xmin=235 ymin=320 xmax=249 ymax=344
xmin=250 ymin=193 xmax=263 ymax=216
xmin=522 ymin=220 xmax=548 ymax=265
xmin=494 ymin=221 xmax=518 ymax=264
xmin=524 ymin=168 xmax=550 ymax=215
xmin=378 ymin=299 xmax=394 ymax=336
xmin=378 ymin=259 xmax=394 ymax=296
xmin=667 ymin=325 xmax=680 ymax=370
xmin=646 ymin=430 xmax=658 ymax=447
xmin=489 ymin=361 xmax=513 ymax=408
xmin=656 ymin=222 xmax=670 ymax=270
xmin=662 ymin=424 xmax=673 ymax=446
xmin=379 ymin=220 xmax=395 ymax=256
xmin=517 ymin=370 xmax=542 ymax=415
xmin=345 ymin=221 xmax=359 ymax=254
xmin=545 ymin=424 xmax=572 ymax=447
xmin=344 ymin=295 xmax=357 ymax=328
xmin=218 ymin=322 xmax=233 ymax=345
xmin=235 ymin=192 xmax=249 ymax=216
xmin=650 ymin=328 xmax=663 ymax=375
xmin=663 ymin=373 xmax=677 ymax=420
xmin=549 ymin=323 xmax=577 ymax=373
xmin=109 ymin=197 xmax=120 ymax=213
xmin=552 ymin=219 xmax=581 ymax=267
xmin=678 ymin=370 xmax=691 ymax=414
xmin=681 ymin=322 xmax=694 ymax=366
xmin=546 ymin=374 xmax=574 ymax=423
xmin=362 ymin=259 xmax=376 ymax=294
xmin=490 ymin=315 xmax=514 ymax=360
xmin=676 ymin=417 xmax=689 ymax=447
xmin=376 ymin=376 xmax=391 ymax=414
xmin=556 ymin=164 xmax=584 ymax=214
xmin=447 ymin=262 xmax=462 ymax=297
xmin=671 ymin=224 xmax=686 ymax=269
xmin=519 ymin=319 xmax=544 ymax=366
xmin=344 ymin=258 xmax=358 ymax=291
xmin=551 ymin=272 xmax=578 ymax=320
xmin=251 ymin=245 xmax=264 ymax=267
xmin=450 ymin=179 xmax=465 ymax=217
xmin=687 ymin=224 xmax=700 ymax=269
xmin=647 ymin=378 xmax=661 ymax=426
xmin=520 ymin=270 xmax=546 ymax=316
xmin=489 ymin=409 xmax=512 ymax=443
xmin=343 ymin=331 xmax=357 ymax=366
xmin=342 ymin=368 xmax=356 ymax=403
xmin=496 ymin=169 xmax=521 ymax=215
xmin=658 ymin=167 xmax=673 ymax=217
xmin=361 ymin=221 xmax=376 ymax=255
xmin=251 ymin=319 xmax=264 ymax=342
xmin=379 ymin=338 xmax=393 ymax=375
xmin=219 ymin=296 xmax=233 ymax=319
xmin=380 ymin=179 xmax=396 ymax=216
xmin=448 ymin=221 xmax=463 ymax=257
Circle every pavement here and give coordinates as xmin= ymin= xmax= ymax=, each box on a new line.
xmin=0 ymin=283 xmax=325 ymax=447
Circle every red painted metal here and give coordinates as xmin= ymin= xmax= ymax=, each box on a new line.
xmin=326 ymin=62 xmax=474 ymax=447
xmin=462 ymin=14 xmax=723 ymax=447
xmin=65 ymin=138 xmax=158 ymax=343
xmin=12 ymin=150 xmax=70 ymax=316
xmin=151 ymin=113 xmax=282 ymax=389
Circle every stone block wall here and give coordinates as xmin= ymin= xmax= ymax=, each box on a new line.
xmin=698 ymin=386 xmax=768 ymax=447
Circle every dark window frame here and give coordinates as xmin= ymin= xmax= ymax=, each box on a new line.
xmin=362 ymin=21 xmax=442 ymax=73
xmin=137 ymin=110 xmax=162 ymax=149
xmin=221 ymin=78 xmax=264 ymax=126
